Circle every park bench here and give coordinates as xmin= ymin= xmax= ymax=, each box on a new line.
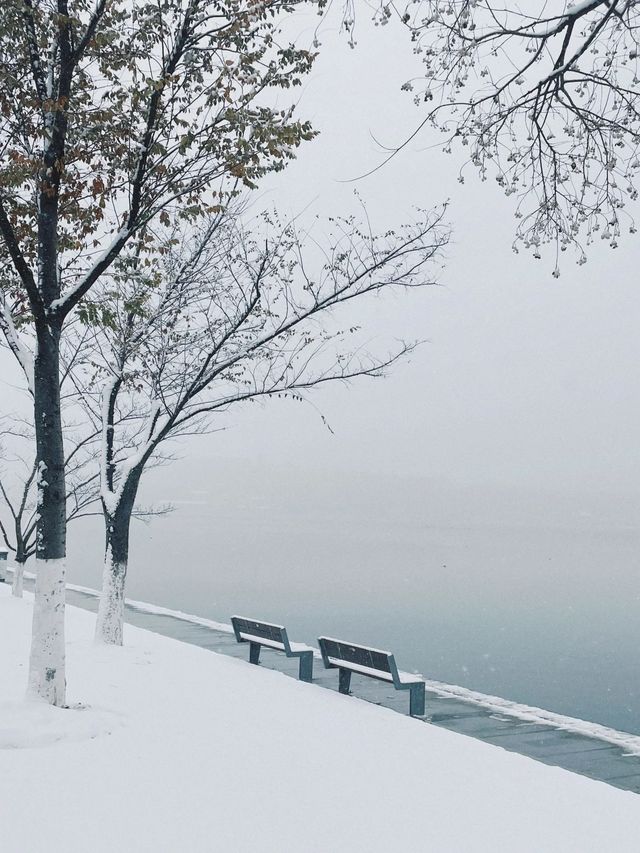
xmin=231 ymin=616 xmax=314 ymax=683
xmin=317 ymin=636 xmax=426 ymax=717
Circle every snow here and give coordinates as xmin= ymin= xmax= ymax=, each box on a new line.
xmin=2 ymin=585 xmax=640 ymax=853
xmin=49 ymin=226 xmax=132 ymax=315
xmin=235 ymin=633 xmax=314 ymax=653
xmin=0 ymin=299 xmax=35 ymax=394
xmin=288 ymin=641 xmax=315 ymax=652
xmin=325 ymin=657 xmax=423 ymax=685
xmin=534 ymin=0 xmax=602 ymax=39
xmin=326 ymin=656 xmax=393 ymax=679
xmin=238 ymin=632 xmax=286 ymax=650
xmin=567 ymin=0 xmax=602 ymax=17
xmin=419 ymin=680 xmax=640 ymax=757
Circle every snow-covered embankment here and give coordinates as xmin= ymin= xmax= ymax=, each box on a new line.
xmin=1 ymin=584 xmax=638 ymax=852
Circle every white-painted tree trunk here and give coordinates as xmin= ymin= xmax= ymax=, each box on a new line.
xmin=95 ymin=548 xmax=126 ymax=645
xmin=12 ymin=561 xmax=25 ymax=598
xmin=27 ymin=558 xmax=66 ymax=706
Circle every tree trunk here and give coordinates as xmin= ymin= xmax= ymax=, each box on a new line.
xmin=27 ymin=321 xmax=67 ymax=706
xmin=95 ymin=535 xmax=127 ymax=646
xmin=95 ymin=475 xmax=140 ymax=646
xmin=12 ymin=558 xmax=26 ymax=598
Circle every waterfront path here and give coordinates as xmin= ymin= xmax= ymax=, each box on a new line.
xmin=15 ymin=573 xmax=640 ymax=795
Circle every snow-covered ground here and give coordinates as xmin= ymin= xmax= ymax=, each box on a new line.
xmin=1 ymin=585 xmax=639 ymax=853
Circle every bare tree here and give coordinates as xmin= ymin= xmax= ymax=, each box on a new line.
xmin=0 ymin=419 xmax=100 ymax=597
xmin=0 ymin=0 xmax=321 ymax=704
xmin=0 ymin=405 xmax=166 ymax=598
xmin=69 ymin=204 xmax=449 ymax=644
xmin=377 ymin=1 xmax=640 ymax=267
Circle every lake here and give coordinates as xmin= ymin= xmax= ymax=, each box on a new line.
xmin=66 ymin=459 xmax=640 ymax=735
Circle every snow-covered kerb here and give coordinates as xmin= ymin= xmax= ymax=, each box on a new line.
xmin=420 ymin=680 xmax=640 ymax=756
xmin=9 ymin=566 xmax=640 ymax=755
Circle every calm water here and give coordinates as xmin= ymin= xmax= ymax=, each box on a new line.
xmin=67 ymin=461 xmax=640 ymax=734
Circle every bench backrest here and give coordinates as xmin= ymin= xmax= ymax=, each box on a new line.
xmin=317 ymin=637 xmax=400 ymax=684
xmin=231 ymin=616 xmax=290 ymax=651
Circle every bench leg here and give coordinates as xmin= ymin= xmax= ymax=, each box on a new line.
xmin=409 ymin=683 xmax=426 ymax=717
xmin=249 ymin=642 xmax=261 ymax=665
xmin=338 ymin=668 xmax=352 ymax=695
xmin=298 ymin=652 xmax=313 ymax=683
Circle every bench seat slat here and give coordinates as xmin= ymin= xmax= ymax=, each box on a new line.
xmin=325 ymin=656 xmax=422 ymax=686
xmin=237 ymin=633 xmax=314 ymax=655
xmin=326 ymin=656 xmax=394 ymax=682
xmin=238 ymin=632 xmax=286 ymax=651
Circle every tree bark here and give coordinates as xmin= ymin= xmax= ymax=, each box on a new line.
xmin=95 ymin=474 xmax=140 ymax=646
xmin=27 ymin=320 xmax=67 ymax=705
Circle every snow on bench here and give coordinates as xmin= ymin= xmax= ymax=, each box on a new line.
xmin=231 ymin=616 xmax=314 ymax=683
xmin=318 ymin=636 xmax=426 ymax=717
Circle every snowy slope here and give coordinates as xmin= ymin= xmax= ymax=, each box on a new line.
xmin=1 ymin=585 xmax=638 ymax=853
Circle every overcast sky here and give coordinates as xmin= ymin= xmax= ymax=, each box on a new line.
xmin=167 ymin=9 xmax=640 ymax=499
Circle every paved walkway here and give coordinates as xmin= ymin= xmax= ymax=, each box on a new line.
xmin=19 ymin=576 xmax=640 ymax=795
